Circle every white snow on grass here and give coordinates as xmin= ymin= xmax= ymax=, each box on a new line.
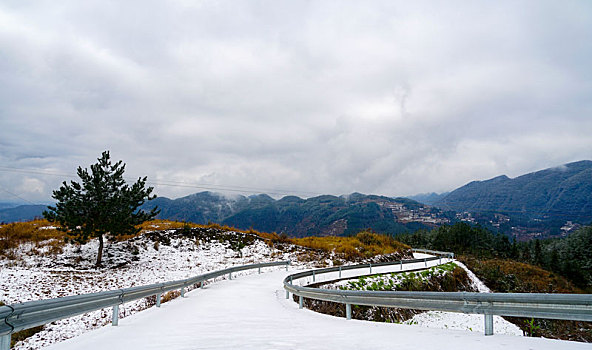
xmin=0 ymin=230 xmax=305 ymax=349
xmin=404 ymin=311 xmax=523 ymax=336
xmin=455 ymin=260 xmax=492 ymax=293
xmin=324 ymin=262 xmax=456 ymax=291
xmin=402 ymin=258 xmax=521 ymax=334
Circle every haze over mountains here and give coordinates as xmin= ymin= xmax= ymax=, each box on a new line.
xmin=0 ymin=205 xmax=48 ymax=223
xmin=1 ymin=160 xmax=591 ymax=239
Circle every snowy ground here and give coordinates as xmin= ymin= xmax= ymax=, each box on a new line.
xmin=402 ymin=256 xmax=522 ymax=336
xmin=0 ymin=229 xmax=306 ymax=349
xmin=1 ymin=234 xmax=568 ymax=349
xmin=45 ymin=269 xmax=586 ymax=350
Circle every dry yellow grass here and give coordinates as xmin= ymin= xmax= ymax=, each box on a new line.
xmin=293 ymin=231 xmax=410 ymax=260
xmin=0 ymin=219 xmax=64 ymax=246
xmin=0 ymin=219 xmax=66 ymax=258
xmin=1 ymin=220 xmax=408 ymax=261
xmin=137 ymin=219 xmax=201 ymax=232
xmin=460 ymin=257 xmax=581 ymax=294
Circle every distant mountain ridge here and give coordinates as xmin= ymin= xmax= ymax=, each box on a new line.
xmin=434 ymin=160 xmax=592 ymax=223
xmin=0 ymin=205 xmax=49 ymax=223
xmin=407 ymin=192 xmax=449 ymax=205
xmin=141 ymin=192 xmax=442 ymax=237
xmin=145 ymin=192 xmax=276 ymax=224
xmin=0 ymin=202 xmax=26 ymax=210
xmin=2 ymin=160 xmax=591 ymax=239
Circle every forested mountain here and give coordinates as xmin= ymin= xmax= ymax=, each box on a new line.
xmin=142 ymin=192 xmax=443 ymax=237
xmin=2 ymin=161 xmax=591 ymax=240
xmin=0 ymin=202 xmax=24 ymax=210
xmin=435 ymin=160 xmax=592 ymax=222
xmin=407 ymin=192 xmax=449 ymax=205
xmin=399 ymin=222 xmax=592 ymax=290
xmin=0 ymin=205 xmax=48 ymax=223
xmin=143 ymin=192 xmax=275 ymax=224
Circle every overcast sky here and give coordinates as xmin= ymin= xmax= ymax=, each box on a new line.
xmin=1 ymin=0 xmax=591 ymax=203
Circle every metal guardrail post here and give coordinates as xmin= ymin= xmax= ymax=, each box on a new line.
xmin=0 ymin=334 xmax=10 ymax=350
xmin=228 ymin=272 xmax=232 ymax=280
xmin=156 ymin=293 xmax=162 ymax=307
xmin=346 ymin=303 xmax=352 ymax=320
xmin=112 ymin=305 xmax=119 ymax=326
xmin=258 ymin=266 xmax=261 ymax=274
xmin=369 ymin=263 xmax=372 ymax=274
xmin=424 ymin=258 xmax=427 ymax=267
xmin=312 ymin=270 xmax=315 ymax=282
xmin=286 ymin=262 xmax=289 ymax=271
xmin=286 ymin=290 xmax=290 ymax=299
xmin=400 ymin=260 xmax=402 ymax=270
xmin=339 ymin=266 xmax=342 ymax=278
xmin=484 ymin=314 xmax=493 ymax=335
xmin=299 ymin=295 xmax=303 ymax=309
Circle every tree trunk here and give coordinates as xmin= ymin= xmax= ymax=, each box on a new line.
xmin=96 ymin=234 xmax=104 ymax=267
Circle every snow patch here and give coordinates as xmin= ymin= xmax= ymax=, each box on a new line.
xmin=405 ymin=311 xmax=523 ymax=335
xmin=454 ymin=260 xmax=492 ymax=293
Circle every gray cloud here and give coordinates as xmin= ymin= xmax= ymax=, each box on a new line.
xmin=1 ymin=0 xmax=591 ymax=202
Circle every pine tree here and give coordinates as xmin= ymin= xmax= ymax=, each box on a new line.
xmin=43 ymin=151 xmax=159 ymax=266
xmin=533 ymin=239 xmax=543 ymax=266
xmin=509 ymin=237 xmax=519 ymax=259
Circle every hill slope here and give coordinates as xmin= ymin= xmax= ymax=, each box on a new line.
xmin=143 ymin=192 xmax=445 ymax=237
xmin=144 ymin=192 xmax=275 ymax=224
xmin=0 ymin=192 xmax=446 ymax=237
xmin=435 ymin=160 xmax=592 ymax=223
xmin=0 ymin=205 xmax=48 ymax=223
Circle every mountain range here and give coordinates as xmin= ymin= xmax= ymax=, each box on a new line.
xmin=141 ymin=192 xmax=443 ymax=237
xmin=435 ymin=160 xmax=592 ymax=222
xmin=1 ymin=160 xmax=591 ymax=239
xmin=0 ymin=205 xmax=49 ymax=223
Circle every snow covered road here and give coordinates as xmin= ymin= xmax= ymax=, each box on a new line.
xmin=46 ymin=269 xmax=588 ymax=350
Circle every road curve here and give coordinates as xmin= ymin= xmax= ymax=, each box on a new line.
xmin=46 ymin=266 xmax=588 ymax=350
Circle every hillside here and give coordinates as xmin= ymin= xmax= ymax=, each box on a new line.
xmin=408 ymin=192 xmax=449 ymax=205
xmin=141 ymin=192 xmax=449 ymax=237
xmin=0 ymin=219 xmax=413 ymax=349
xmin=0 ymin=224 xmax=300 ymax=349
xmin=0 ymin=205 xmax=48 ymax=223
xmin=2 ymin=220 xmax=588 ymax=347
xmin=144 ymin=192 xmax=275 ymax=224
xmin=4 ymin=161 xmax=591 ymax=240
xmin=435 ymin=160 xmax=592 ymax=221
xmin=432 ymin=161 xmax=592 ymax=238
xmin=0 ymin=192 xmax=446 ymax=237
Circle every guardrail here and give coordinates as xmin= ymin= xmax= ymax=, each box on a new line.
xmin=283 ymin=250 xmax=592 ymax=336
xmin=413 ymin=248 xmax=455 ymax=258
xmin=0 ymin=260 xmax=290 ymax=350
